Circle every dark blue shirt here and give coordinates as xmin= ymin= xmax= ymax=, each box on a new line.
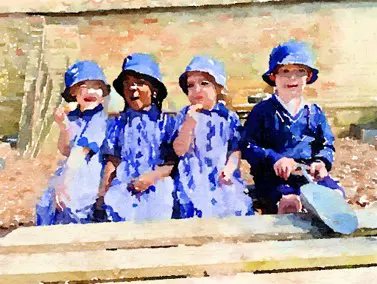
xmin=241 ymin=95 xmax=335 ymax=197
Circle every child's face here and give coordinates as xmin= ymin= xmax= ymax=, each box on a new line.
xmin=71 ymin=80 xmax=105 ymax=111
xmin=122 ymin=75 xmax=154 ymax=111
xmin=186 ymin=72 xmax=220 ymax=110
xmin=271 ymin=64 xmax=312 ymax=97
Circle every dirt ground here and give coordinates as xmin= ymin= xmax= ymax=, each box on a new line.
xmin=0 ymin=138 xmax=376 ymax=229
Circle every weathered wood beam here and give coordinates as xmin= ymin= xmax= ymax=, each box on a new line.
xmin=0 ymin=0 xmax=354 ymax=14
xmin=0 ymin=208 xmax=376 ymax=254
xmin=123 ymin=267 xmax=377 ymax=284
xmin=0 ymin=237 xmax=377 ymax=282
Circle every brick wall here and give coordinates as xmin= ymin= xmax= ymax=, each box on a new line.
xmin=1 ymin=1 xmax=377 ymax=139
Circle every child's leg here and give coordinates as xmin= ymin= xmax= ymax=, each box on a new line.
xmin=275 ymin=174 xmax=309 ymax=214
xmin=54 ymin=208 xmax=79 ymax=224
xmin=91 ymin=197 xmax=108 ymax=223
xmin=141 ymin=178 xmax=174 ymax=221
xmin=317 ymin=176 xmax=346 ymax=197
xmin=220 ymin=175 xmax=254 ymax=217
xmin=104 ymin=181 xmax=139 ymax=221
xmin=277 ymin=194 xmax=302 ymax=214
xmin=171 ymin=190 xmax=181 ymax=219
xmin=178 ymin=201 xmax=199 ymax=218
xmin=36 ymin=187 xmax=57 ymax=226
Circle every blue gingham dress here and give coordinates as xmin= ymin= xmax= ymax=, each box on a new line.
xmin=36 ymin=105 xmax=107 ymax=225
xmin=173 ymin=103 xmax=253 ymax=218
xmin=103 ymin=104 xmax=176 ymax=222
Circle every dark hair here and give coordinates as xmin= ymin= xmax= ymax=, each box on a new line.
xmin=113 ymin=70 xmax=167 ymax=111
xmin=272 ymin=64 xmax=313 ymax=75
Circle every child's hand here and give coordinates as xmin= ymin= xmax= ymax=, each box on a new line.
xmin=55 ymin=184 xmax=70 ymax=212
xmin=131 ymin=172 xmax=157 ymax=192
xmin=218 ymin=166 xmax=234 ymax=186
xmin=273 ymin=157 xmax=297 ymax=180
xmin=278 ymin=194 xmax=302 ymax=214
xmin=186 ymin=104 xmax=203 ymax=124
xmin=309 ymin=161 xmax=328 ymax=181
xmin=54 ymin=107 xmax=68 ymax=129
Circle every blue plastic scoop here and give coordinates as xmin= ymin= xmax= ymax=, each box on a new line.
xmin=298 ymin=163 xmax=358 ymax=234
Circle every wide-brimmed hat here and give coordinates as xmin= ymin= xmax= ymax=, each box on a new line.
xmin=262 ymin=41 xmax=319 ymax=86
xmin=61 ymin=60 xmax=110 ymax=102
xmin=179 ymin=56 xmax=227 ymax=94
xmin=113 ymin=53 xmax=167 ymax=103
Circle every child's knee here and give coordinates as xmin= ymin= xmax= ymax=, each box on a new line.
xmin=277 ymin=194 xmax=302 ymax=214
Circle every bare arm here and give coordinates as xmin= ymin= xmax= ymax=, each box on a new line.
xmin=225 ymin=150 xmax=241 ymax=172
xmin=98 ymin=155 xmax=120 ymax=197
xmin=56 ymin=146 xmax=92 ymax=210
xmin=54 ymin=108 xmax=71 ymax=157
xmin=132 ymin=165 xmax=174 ymax=192
xmin=173 ymin=104 xmax=202 ymax=157
xmin=219 ymin=150 xmax=241 ymax=185
xmin=154 ymin=165 xmax=174 ymax=180
xmin=57 ymin=126 xmax=71 ymax=157
xmin=173 ymin=117 xmax=196 ymax=157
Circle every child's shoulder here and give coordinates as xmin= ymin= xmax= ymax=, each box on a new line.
xmin=308 ymin=103 xmax=326 ymax=115
xmin=250 ymin=96 xmax=277 ymax=114
xmin=161 ymin=111 xmax=177 ymax=121
xmin=218 ymin=103 xmax=239 ymax=121
xmin=177 ymin=105 xmax=190 ymax=115
xmin=105 ymin=112 xmax=123 ymax=128
xmin=107 ymin=112 xmax=121 ymax=121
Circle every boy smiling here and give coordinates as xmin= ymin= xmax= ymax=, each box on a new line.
xmin=242 ymin=41 xmax=345 ymax=214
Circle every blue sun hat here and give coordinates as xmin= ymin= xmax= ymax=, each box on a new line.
xmin=113 ymin=53 xmax=167 ymax=101
xmin=262 ymin=41 xmax=319 ymax=86
xmin=62 ymin=60 xmax=110 ymax=102
xmin=179 ymin=56 xmax=227 ymax=94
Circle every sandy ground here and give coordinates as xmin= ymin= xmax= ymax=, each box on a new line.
xmin=0 ymin=138 xmax=376 ymax=229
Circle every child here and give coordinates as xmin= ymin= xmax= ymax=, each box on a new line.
xmin=36 ymin=60 xmax=110 ymax=225
xmin=173 ymin=56 xmax=253 ymax=218
xmin=241 ymin=41 xmax=345 ymax=214
xmin=100 ymin=53 xmax=176 ymax=222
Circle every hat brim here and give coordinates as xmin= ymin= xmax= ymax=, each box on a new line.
xmin=179 ymin=71 xmax=228 ymax=95
xmin=113 ymin=70 xmax=167 ymax=102
xmin=262 ymin=67 xmax=319 ymax=86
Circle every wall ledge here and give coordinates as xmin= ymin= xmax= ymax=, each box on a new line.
xmin=0 ymin=0 xmax=347 ymax=15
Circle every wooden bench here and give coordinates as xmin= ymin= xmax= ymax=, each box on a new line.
xmin=0 ymin=208 xmax=376 ymax=283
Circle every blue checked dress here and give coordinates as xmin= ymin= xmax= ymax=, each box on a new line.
xmin=36 ymin=105 xmax=107 ymax=225
xmin=103 ymin=104 xmax=176 ymax=222
xmin=173 ymin=103 xmax=253 ymax=218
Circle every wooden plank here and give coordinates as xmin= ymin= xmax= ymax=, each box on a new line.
xmin=0 ymin=0 xmax=289 ymax=14
xmin=0 ymin=237 xmax=377 ymax=282
xmin=0 ymin=214 xmax=313 ymax=254
xmin=121 ymin=267 xmax=377 ymax=284
xmin=1 ymin=208 xmax=376 ymax=254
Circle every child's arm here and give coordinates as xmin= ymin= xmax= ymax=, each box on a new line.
xmin=55 ymin=146 xmax=92 ymax=210
xmin=132 ymin=116 xmax=178 ymax=192
xmin=98 ymin=116 xmax=122 ymax=196
xmin=308 ymin=107 xmax=336 ymax=180
xmin=242 ymin=108 xmax=281 ymax=166
xmin=219 ymin=150 xmax=241 ymax=185
xmin=241 ymin=108 xmax=296 ymax=180
xmin=132 ymin=165 xmax=174 ymax=192
xmin=173 ymin=104 xmax=202 ymax=157
xmin=98 ymin=155 xmax=121 ymax=197
xmin=54 ymin=108 xmax=71 ymax=157
xmin=312 ymin=107 xmax=336 ymax=171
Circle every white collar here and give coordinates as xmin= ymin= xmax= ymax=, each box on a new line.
xmin=275 ymin=94 xmax=306 ymax=117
